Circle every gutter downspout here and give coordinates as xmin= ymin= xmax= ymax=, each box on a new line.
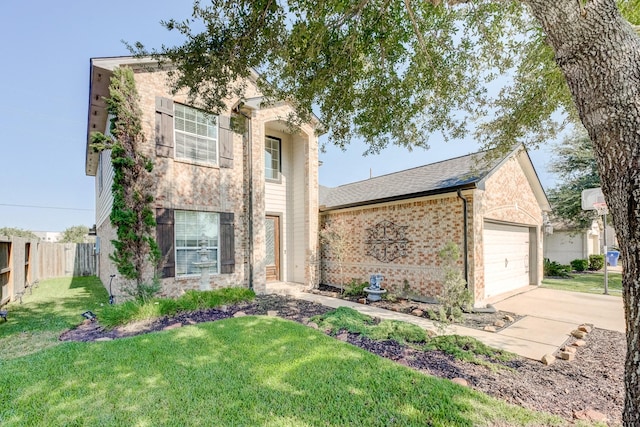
xmin=457 ymin=189 xmax=469 ymax=288
xmin=236 ymin=108 xmax=254 ymax=291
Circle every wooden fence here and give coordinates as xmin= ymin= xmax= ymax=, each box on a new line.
xmin=0 ymin=237 xmax=96 ymax=306
xmin=37 ymin=242 xmax=96 ymax=279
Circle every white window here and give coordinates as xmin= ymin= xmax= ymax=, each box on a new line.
xmin=174 ymin=104 xmax=218 ymax=165
xmin=175 ymin=210 xmax=219 ymax=276
xmin=265 ymin=136 xmax=281 ymax=180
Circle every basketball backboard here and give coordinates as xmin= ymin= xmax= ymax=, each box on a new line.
xmin=581 ymin=187 xmax=605 ymax=210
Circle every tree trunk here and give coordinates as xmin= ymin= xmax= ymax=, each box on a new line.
xmin=524 ymin=0 xmax=640 ymax=424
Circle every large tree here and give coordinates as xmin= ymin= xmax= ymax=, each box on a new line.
xmin=0 ymin=227 xmax=37 ymax=239
xmin=60 ymin=225 xmax=90 ymax=244
xmin=136 ymin=0 xmax=640 ymax=423
xmin=547 ymin=127 xmax=601 ymax=230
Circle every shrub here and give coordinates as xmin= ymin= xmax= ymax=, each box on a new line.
xmin=98 ymin=287 xmax=255 ymax=328
xmin=570 ymin=259 xmax=589 ymax=272
xmin=589 ymin=254 xmax=605 ymax=271
xmin=121 ymin=279 xmax=161 ymax=304
xmin=368 ymin=320 xmax=428 ymax=343
xmin=311 ymin=306 xmax=375 ymax=335
xmin=311 ymin=307 xmax=427 ymax=344
xmin=436 ymin=242 xmax=472 ymax=322
xmin=425 ymin=335 xmax=517 ymax=365
xmin=342 ymin=278 xmax=368 ymax=298
xmin=543 ymin=258 xmax=572 ymax=277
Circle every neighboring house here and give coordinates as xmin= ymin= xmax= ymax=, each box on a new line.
xmin=543 ymin=220 xmax=600 ymax=265
xmin=33 ymin=231 xmax=62 ymax=242
xmin=544 ymin=220 xmax=617 ymax=265
xmin=85 ymin=56 xmax=321 ymax=298
xmin=319 ymin=145 xmax=551 ymax=306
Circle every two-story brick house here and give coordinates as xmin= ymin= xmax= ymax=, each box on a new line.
xmin=87 ymin=57 xmax=551 ymax=307
xmin=86 ymin=57 xmax=321 ymax=298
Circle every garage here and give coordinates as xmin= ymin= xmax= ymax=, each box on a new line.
xmin=483 ymin=221 xmax=532 ymax=299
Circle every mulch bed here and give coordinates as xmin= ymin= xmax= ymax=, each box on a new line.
xmin=309 ymin=284 xmax=524 ymax=331
xmin=59 ymin=294 xmax=625 ymax=425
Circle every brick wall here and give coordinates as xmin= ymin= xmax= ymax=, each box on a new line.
xmin=128 ymin=68 xmax=248 ymax=296
xmin=319 ymin=194 xmax=466 ymax=299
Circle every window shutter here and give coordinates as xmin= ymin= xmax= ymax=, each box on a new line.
xmin=156 ymin=208 xmax=175 ymax=278
xmin=220 ymin=212 xmax=235 ymax=274
xmin=155 ymin=97 xmax=174 ymax=158
xmin=218 ymin=115 xmax=234 ymax=168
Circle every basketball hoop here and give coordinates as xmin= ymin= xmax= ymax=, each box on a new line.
xmin=593 ymin=202 xmax=608 ymax=216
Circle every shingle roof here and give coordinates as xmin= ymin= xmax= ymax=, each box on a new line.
xmin=319 ymin=148 xmax=508 ymax=211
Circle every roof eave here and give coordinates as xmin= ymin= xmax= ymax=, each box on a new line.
xmin=319 ymin=183 xmax=477 ymax=212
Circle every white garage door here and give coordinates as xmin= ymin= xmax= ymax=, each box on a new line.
xmin=483 ymin=222 xmax=531 ymax=299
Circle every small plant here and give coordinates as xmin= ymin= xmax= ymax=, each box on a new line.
xmin=120 ymin=278 xmax=162 ymax=304
xmin=589 ymin=254 xmax=605 ymax=271
xmin=570 ymin=259 xmax=589 ymax=272
xmin=319 ymin=217 xmax=354 ymax=293
xmin=543 ymin=258 xmax=572 ymax=277
xmin=342 ymin=278 xmax=368 ymax=298
xmin=384 ymin=293 xmax=398 ymax=303
xmin=398 ymin=279 xmax=411 ymax=299
xmin=436 ymin=242 xmax=472 ymax=323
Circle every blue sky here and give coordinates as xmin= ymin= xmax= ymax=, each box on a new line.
xmin=0 ymin=1 xmax=557 ymax=232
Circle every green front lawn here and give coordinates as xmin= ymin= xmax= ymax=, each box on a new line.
xmin=542 ymin=271 xmax=623 ymax=296
xmin=0 ymin=276 xmax=108 ymax=359
xmin=0 ymin=277 xmax=567 ymax=426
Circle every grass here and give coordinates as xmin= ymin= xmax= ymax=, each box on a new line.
xmin=1 ymin=319 xmax=564 ymax=426
xmin=542 ymin=271 xmax=623 ymax=296
xmin=0 ymin=277 xmax=571 ymax=426
xmin=0 ymin=276 xmax=108 ymax=359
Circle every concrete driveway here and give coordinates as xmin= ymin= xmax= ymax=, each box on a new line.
xmin=493 ymin=287 xmax=625 ymax=333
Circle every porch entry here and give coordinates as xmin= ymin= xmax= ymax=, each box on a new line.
xmin=265 ymin=215 xmax=280 ymax=282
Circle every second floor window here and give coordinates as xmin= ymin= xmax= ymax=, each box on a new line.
xmin=265 ymin=136 xmax=281 ymax=180
xmin=174 ymin=104 xmax=218 ymax=165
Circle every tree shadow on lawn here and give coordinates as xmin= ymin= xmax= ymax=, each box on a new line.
xmin=0 ymin=276 xmax=107 ymax=359
xmin=0 ymin=316 xmax=560 ymax=427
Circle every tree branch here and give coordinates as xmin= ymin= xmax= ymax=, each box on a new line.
xmin=330 ymin=0 xmax=371 ymax=29
xmin=403 ymin=0 xmax=430 ymax=60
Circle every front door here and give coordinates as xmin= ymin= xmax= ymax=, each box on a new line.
xmin=265 ymin=216 xmax=280 ymax=282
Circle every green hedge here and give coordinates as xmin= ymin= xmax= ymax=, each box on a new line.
xmin=589 ymin=254 xmax=605 ymax=271
xmin=543 ymin=258 xmax=572 ymax=277
xmin=570 ymin=259 xmax=589 ymax=272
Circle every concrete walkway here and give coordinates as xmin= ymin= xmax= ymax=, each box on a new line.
xmin=266 ymin=283 xmax=625 ymax=361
